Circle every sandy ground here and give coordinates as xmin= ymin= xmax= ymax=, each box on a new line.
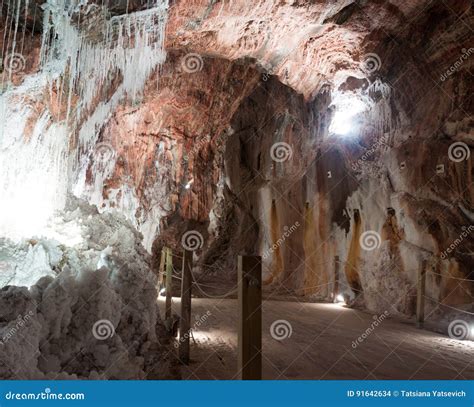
xmin=158 ymin=297 xmax=474 ymax=380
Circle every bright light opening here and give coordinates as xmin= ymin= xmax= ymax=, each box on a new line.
xmin=329 ymin=94 xmax=367 ymax=137
xmin=184 ymin=179 xmax=194 ymax=190
xmin=336 ymin=294 xmax=345 ymax=303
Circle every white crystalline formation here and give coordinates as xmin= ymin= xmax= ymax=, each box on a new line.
xmin=40 ymin=0 xmax=168 ymax=127
xmin=0 ymin=0 xmax=169 ymax=240
xmin=0 ymin=198 xmax=166 ymax=379
xmin=0 ymin=1 xmax=171 ymax=379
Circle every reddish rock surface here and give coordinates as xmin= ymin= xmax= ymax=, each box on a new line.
xmin=2 ymin=0 xmax=473 ymax=318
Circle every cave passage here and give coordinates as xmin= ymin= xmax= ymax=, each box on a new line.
xmin=0 ymin=0 xmax=472 ymax=383
xmin=161 ymin=297 xmax=472 ymax=380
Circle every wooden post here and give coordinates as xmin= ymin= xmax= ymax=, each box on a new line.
xmin=238 ymin=255 xmax=262 ymax=380
xmin=179 ymin=249 xmax=193 ymax=364
xmin=158 ymin=248 xmax=166 ymax=290
xmin=416 ymin=260 xmax=427 ymax=328
xmin=333 ymin=256 xmax=340 ymax=302
xmin=165 ymin=248 xmax=173 ymax=321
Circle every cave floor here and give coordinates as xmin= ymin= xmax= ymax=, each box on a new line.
xmin=158 ymin=298 xmax=474 ymax=380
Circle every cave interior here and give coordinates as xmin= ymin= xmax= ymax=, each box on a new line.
xmin=0 ymin=0 xmax=473 ymax=380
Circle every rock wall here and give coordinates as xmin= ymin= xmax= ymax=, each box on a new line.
xmin=220 ymin=56 xmax=473 ymax=317
xmin=166 ymin=0 xmax=473 ymax=319
xmin=1 ymin=0 xmax=472 ymax=324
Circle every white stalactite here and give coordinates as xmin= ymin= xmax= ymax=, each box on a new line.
xmin=0 ymin=0 xmax=169 ymax=240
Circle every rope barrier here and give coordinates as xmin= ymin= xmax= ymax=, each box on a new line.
xmin=192 ymin=280 xmax=238 ymax=299
xmin=301 ymin=271 xmax=473 ymax=316
xmin=423 ymin=295 xmax=474 ymax=316
xmin=190 ymin=270 xmax=238 ymax=299
xmin=162 ymin=250 xmax=473 ymax=308
xmin=427 ymin=270 xmax=474 ymax=282
xmin=192 ymin=280 xmax=229 ymax=289
xmin=167 ymin=264 xmax=237 ymax=298
xmin=333 ymin=258 xmax=474 ymax=283
xmin=164 ymin=253 xmax=225 ymax=273
xmin=165 ymin=248 xmax=474 ymax=283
